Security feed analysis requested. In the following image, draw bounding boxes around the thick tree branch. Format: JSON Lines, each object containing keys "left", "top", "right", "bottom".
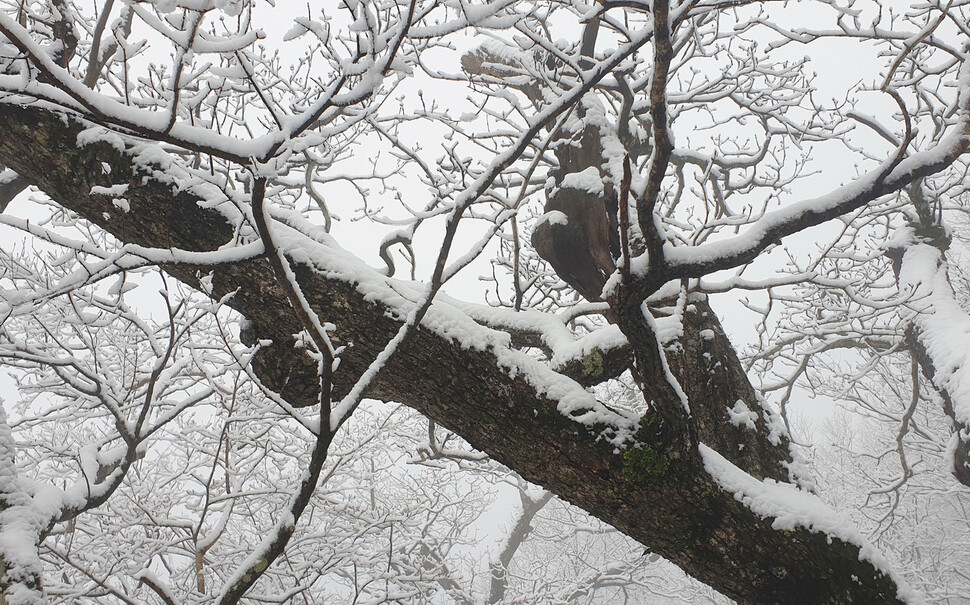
{"left": 0, "top": 169, "right": 27, "bottom": 212}
{"left": 0, "top": 103, "right": 913, "bottom": 605}
{"left": 891, "top": 238, "right": 970, "bottom": 487}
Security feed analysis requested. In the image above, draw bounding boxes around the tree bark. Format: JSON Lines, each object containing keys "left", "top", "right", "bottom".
{"left": 0, "top": 104, "right": 911, "bottom": 604}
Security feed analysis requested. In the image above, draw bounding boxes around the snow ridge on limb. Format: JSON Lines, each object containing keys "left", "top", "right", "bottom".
{"left": 699, "top": 443, "right": 923, "bottom": 605}
{"left": 439, "top": 296, "right": 633, "bottom": 386}
{"left": 269, "top": 208, "right": 638, "bottom": 439}
{"left": 895, "top": 239, "right": 970, "bottom": 485}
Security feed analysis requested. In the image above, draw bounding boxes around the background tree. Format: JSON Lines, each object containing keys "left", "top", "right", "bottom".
{"left": 0, "top": 0, "right": 969, "bottom": 603}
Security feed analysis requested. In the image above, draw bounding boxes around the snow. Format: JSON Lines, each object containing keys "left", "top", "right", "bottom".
{"left": 560, "top": 167, "right": 605, "bottom": 196}
{"left": 90, "top": 184, "right": 128, "bottom": 197}
{"left": 0, "top": 169, "right": 19, "bottom": 185}
{"left": 652, "top": 288, "right": 688, "bottom": 348}
{"left": 0, "top": 403, "right": 45, "bottom": 605}
{"left": 134, "top": 569, "right": 179, "bottom": 603}
{"left": 550, "top": 324, "right": 627, "bottom": 370}
{"left": 535, "top": 210, "right": 568, "bottom": 228}
{"left": 655, "top": 58, "right": 970, "bottom": 279}
{"left": 443, "top": 295, "right": 577, "bottom": 353}
{"left": 699, "top": 444, "right": 922, "bottom": 604}
{"left": 641, "top": 304, "right": 690, "bottom": 414}
{"left": 125, "top": 4, "right": 261, "bottom": 53}
{"left": 726, "top": 400, "right": 758, "bottom": 430}
{"left": 410, "top": 6, "right": 519, "bottom": 40}
{"left": 77, "top": 127, "right": 126, "bottom": 153}
{"left": 574, "top": 97, "right": 630, "bottom": 186}
{"left": 440, "top": 294, "right": 632, "bottom": 380}
{"left": 283, "top": 17, "right": 329, "bottom": 42}
{"left": 762, "top": 400, "right": 789, "bottom": 447}
{"left": 897, "top": 242, "right": 970, "bottom": 456}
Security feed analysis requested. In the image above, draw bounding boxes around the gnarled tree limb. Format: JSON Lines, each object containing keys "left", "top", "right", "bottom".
{"left": 0, "top": 102, "right": 912, "bottom": 605}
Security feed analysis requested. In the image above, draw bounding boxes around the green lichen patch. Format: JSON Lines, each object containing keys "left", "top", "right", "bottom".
{"left": 581, "top": 347, "right": 605, "bottom": 378}
{"left": 622, "top": 444, "right": 670, "bottom": 483}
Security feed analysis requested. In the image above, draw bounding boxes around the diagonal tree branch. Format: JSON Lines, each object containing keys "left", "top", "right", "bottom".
{"left": 0, "top": 102, "right": 913, "bottom": 605}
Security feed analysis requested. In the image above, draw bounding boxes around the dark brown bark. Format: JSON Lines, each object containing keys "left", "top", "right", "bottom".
{"left": 0, "top": 171, "right": 26, "bottom": 212}
{"left": 532, "top": 120, "right": 618, "bottom": 303}
{"left": 0, "top": 104, "right": 910, "bottom": 604}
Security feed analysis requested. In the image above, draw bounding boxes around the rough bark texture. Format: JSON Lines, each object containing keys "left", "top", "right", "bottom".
{"left": 0, "top": 104, "right": 910, "bottom": 604}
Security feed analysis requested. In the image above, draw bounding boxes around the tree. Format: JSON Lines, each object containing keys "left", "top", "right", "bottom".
{"left": 0, "top": 0, "right": 969, "bottom": 603}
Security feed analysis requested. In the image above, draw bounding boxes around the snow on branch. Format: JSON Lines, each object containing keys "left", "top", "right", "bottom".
{"left": 898, "top": 242, "right": 970, "bottom": 484}
{"left": 269, "top": 208, "right": 639, "bottom": 439}
{"left": 0, "top": 404, "right": 44, "bottom": 605}
{"left": 698, "top": 443, "right": 921, "bottom": 604}
{"left": 655, "top": 56, "right": 970, "bottom": 285}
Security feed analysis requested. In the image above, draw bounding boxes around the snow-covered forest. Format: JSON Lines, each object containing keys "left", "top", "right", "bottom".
{"left": 1, "top": 0, "right": 970, "bottom": 603}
